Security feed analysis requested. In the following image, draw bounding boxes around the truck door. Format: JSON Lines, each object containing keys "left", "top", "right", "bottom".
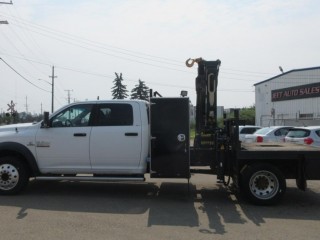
{"left": 35, "top": 104, "right": 93, "bottom": 173}
{"left": 89, "top": 103, "right": 142, "bottom": 173}
{"left": 150, "top": 97, "right": 190, "bottom": 178}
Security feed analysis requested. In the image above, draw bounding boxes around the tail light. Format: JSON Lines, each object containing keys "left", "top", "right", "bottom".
{"left": 304, "top": 138, "right": 314, "bottom": 145}
{"left": 256, "top": 136, "right": 263, "bottom": 142}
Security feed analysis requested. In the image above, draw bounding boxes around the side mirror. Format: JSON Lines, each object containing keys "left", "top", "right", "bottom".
{"left": 42, "top": 111, "right": 50, "bottom": 128}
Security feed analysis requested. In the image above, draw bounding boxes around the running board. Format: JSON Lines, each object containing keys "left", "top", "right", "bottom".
{"left": 35, "top": 176, "right": 145, "bottom": 182}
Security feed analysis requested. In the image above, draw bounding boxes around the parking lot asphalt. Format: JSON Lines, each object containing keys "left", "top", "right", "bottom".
{"left": 0, "top": 173, "right": 319, "bottom": 240}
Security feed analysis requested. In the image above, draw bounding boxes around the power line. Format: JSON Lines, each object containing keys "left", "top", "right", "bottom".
{"left": 0, "top": 15, "right": 276, "bottom": 79}
{"left": 56, "top": 64, "right": 254, "bottom": 92}
{"left": 0, "top": 30, "right": 42, "bottom": 80}
{"left": 15, "top": 25, "right": 194, "bottom": 73}
{"left": 0, "top": 52, "right": 65, "bottom": 98}
{"left": 2, "top": 15, "right": 183, "bottom": 66}
{"left": 0, "top": 51, "right": 52, "bottom": 66}
{"left": 1, "top": 13, "right": 182, "bottom": 64}
{"left": 0, "top": 57, "right": 51, "bottom": 93}
{"left": 1, "top": 52, "right": 316, "bottom": 92}
{"left": 0, "top": 52, "right": 268, "bottom": 86}
{"left": 2, "top": 52, "right": 318, "bottom": 89}
{"left": 11, "top": 4, "right": 55, "bottom": 66}
{"left": 6, "top": 23, "right": 49, "bottom": 77}
{"left": 0, "top": 12, "right": 275, "bottom": 76}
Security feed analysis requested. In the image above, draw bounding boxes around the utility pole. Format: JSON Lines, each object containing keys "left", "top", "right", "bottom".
{"left": 24, "top": 96, "right": 28, "bottom": 113}
{"left": 65, "top": 89, "right": 73, "bottom": 104}
{"left": 49, "top": 66, "right": 57, "bottom": 113}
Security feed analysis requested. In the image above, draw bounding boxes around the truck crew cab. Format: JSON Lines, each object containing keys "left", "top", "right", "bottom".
{"left": 0, "top": 100, "right": 150, "bottom": 193}
{"left": 0, "top": 58, "right": 319, "bottom": 206}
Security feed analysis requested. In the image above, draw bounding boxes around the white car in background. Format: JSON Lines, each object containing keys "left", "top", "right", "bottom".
{"left": 244, "top": 126, "right": 292, "bottom": 143}
{"left": 284, "top": 126, "right": 320, "bottom": 147}
{"left": 239, "top": 125, "right": 261, "bottom": 141}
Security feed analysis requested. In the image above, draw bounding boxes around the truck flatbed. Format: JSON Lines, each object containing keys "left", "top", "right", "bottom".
{"left": 241, "top": 142, "right": 320, "bottom": 152}
{"left": 238, "top": 142, "right": 319, "bottom": 159}
{"left": 236, "top": 142, "right": 320, "bottom": 184}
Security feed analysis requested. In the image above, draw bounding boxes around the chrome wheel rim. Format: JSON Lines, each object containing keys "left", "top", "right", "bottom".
{"left": 249, "top": 170, "right": 279, "bottom": 200}
{"left": 0, "top": 164, "right": 19, "bottom": 190}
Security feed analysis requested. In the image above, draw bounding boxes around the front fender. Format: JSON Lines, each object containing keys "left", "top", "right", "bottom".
{"left": 0, "top": 142, "right": 40, "bottom": 176}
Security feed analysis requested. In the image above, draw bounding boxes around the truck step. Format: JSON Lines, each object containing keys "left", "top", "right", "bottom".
{"left": 190, "top": 168, "right": 214, "bottom": 174}
{"left": 35, "top": 175, "right": 145, "bottom": 182}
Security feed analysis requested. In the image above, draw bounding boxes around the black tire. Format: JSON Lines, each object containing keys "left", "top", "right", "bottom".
{"left": 240, "top": 163, "right": 286, "bottom": 205}
{"left": 0, "top": 156, "right": 29, "bottom": 195}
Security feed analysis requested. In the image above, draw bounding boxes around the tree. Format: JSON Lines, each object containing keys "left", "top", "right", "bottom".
{"left": 111, "top": 72, "right": 128, "bottom": 99}
{"left": 131, "top": 79, "right": 149, "bottom": 100}
{"left": 217, "top": 105, "right": 256, "bottom": 127}
{"left": 239, "top": 105, "right": 256, "bottom": 125}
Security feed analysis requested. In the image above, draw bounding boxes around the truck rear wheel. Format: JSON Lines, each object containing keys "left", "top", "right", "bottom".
{"left": 0, "top": 156, "right": 29, "bottom": 195}
{"left": 240, "top": 164, "right": 286, "bottom": 205}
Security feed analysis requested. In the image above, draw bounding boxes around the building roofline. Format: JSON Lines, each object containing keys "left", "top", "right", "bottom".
{"left": 254, "top": 66, "right": 320, "bottom": 86}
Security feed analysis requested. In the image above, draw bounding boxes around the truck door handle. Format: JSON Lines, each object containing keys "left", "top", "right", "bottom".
{"left": 125, "top": 132, "right": 138, "bottom": 136}
{"left": 74, "top": 133, "right": 87, "bottom": 137}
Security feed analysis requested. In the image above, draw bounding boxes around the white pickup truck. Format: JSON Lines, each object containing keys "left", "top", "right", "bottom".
{"left": 0, "top": 100, "right": 153, "bottom": 194}
{"left": 1, "top": 56, "right": 318, "bottom": 206}
{"left": 1, "top": 61, "right": 320, "bottom": 206}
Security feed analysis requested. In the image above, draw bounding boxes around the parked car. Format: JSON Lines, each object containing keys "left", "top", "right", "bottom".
{"left": 244, "top": 126, "right": 292, "bottom": 143}
{"left": 239, "top": 125, "right": 261, "bottom": 141}
{"left": 284, "top": 126, "right": 320, "bottom": 147}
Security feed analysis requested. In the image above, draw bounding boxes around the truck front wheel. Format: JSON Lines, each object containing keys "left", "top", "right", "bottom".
{"left": 240, "top": 164, "right": 286, "bottom": 205}
{"left": 0, "top": 156, "right": 29, "bottom": 195}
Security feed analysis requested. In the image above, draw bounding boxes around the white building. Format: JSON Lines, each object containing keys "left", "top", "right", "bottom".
{"left": 254, "top": 67, "right": 320, "bottom": 127}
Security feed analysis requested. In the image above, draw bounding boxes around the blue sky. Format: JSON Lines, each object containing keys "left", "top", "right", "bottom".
{"left": 0, "top": 0, "right": 320, "bottom": 114}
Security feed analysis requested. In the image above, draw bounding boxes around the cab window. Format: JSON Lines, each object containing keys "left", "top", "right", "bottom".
{"left": 51, "top": 104, "right": 93, "bottom": 127}
{"left": 94, "top": 104, "right": 133, "bottom": 126}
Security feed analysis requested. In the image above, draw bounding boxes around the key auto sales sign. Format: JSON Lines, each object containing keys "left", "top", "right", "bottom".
{"left": 271, "top": 82, "right": 320, "bottom": 102}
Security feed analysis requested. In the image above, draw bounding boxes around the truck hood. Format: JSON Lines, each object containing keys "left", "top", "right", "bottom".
{"left": 0, "top": 122, "right": 37, "bottom": 133}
